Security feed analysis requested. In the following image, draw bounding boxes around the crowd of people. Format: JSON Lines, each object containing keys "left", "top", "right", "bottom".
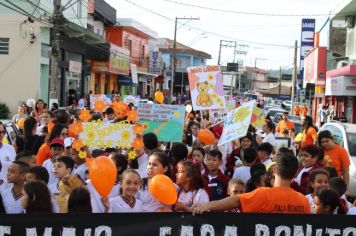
{"left": 0, "top": 95, "right": 355, "bottom": 216}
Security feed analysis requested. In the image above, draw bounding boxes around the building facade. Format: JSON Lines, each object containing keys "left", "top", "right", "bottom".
{"left": 157, "top": 38, "right": 211, "bottom": 98}
{"left": 106, "top": 18, "right": 158, "bottom": 98}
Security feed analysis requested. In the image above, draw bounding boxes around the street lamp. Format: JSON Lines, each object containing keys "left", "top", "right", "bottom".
{"left": 253, "top": 58, "right": 267, "bottom": 91}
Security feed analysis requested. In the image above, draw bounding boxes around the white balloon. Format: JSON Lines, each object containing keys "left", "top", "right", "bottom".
{"left": 185, "top": 104, "right": 192, "bottom": 113}
{"left": 26, "top": 98, "right": 36, "bottom": 107}
{"left": 147, "top": 101, "right": 154, "bottom": 104}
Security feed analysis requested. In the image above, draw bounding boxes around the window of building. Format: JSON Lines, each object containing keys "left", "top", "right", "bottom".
{"left": 0, "top": 38, "right": 9, "bottom": 55}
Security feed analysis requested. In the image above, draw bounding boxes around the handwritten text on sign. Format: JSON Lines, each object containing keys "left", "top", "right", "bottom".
{"left": 79, "top": 121, "right": 134, "bottom": 149}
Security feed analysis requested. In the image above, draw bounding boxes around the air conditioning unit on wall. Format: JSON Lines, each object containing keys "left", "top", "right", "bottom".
{"left": 345, "top": 16, "right": 355, "bottom": 28}
{"left": 337, "top": 60, "right": 349, "bottom": 68}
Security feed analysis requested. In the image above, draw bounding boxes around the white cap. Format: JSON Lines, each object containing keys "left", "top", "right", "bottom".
{"left": 64, "top": 137, "right": 75, "bottom": 148}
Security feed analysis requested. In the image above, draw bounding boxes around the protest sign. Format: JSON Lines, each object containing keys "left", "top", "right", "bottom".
{"left": 218, "top": 100, "right": 255, "bottom": 146}
{"left": 251, "top": 106, "right": 265, "bottom": 129}
{"left": 137, "top": 103, "right": 185, "bottom": 142}
{"left": 79, "top": 121, "right": 135, "bottom": 149}
{"left": 209, "top": 109, "right": 226, "bottom": 126}
{"left": 226, "top": 97, "right": 236, "bottom": 111}
{"left": 187, "top": 66, "right": 226, "bottom": 111}
{"left": 90, "top": 94, "right": 112, "bottom": 108}
{"left": 0, "top": 213, "right": 355, "bottom": 236}
{"left": 123, "top": 95, "right": 140, "bottom": 106}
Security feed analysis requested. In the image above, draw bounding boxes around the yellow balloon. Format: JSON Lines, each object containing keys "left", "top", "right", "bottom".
{"left": 154, "top": 91, "right": 164, "bottom": 104}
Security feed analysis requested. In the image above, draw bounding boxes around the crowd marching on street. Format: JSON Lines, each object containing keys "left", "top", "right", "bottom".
{"left": 0, "top": 93, "right": 355, "bottom": 216}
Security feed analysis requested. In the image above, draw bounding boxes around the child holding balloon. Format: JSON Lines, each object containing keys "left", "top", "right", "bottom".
{"left": 102, "top": 169, "right": 143, "bottom": 212}
{"left": 87, "top": 153, "right": 128, "bottom": 213}
{"left": 136, "top": 150, "right": 175, "bottom": 212}
{"left": 174, "top": 160, "right": 209, "bottom": 212}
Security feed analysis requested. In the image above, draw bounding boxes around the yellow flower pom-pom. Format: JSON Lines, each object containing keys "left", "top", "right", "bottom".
{"left": 78, "top": 151, "right": 87, "bottom": 159}
{"left": 128, "top": 150, "right": 137, "bottom": 160}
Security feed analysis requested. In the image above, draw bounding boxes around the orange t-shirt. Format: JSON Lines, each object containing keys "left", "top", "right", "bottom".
{"left": 36, "top": 143, "right": 51, "bottom": 165}
{"left": 294, "top": 107, "right": 300, "bottom": 116}
{"left": 276, "top": 120, "right": 295, "bottom": 135}
{"left": 239, "top": 187, "right": 310, "bottom": 214}
{"left": 301, "top": 107, "right": 308, "bottom": 116}
{"left": 323, "top": 144, "right": 350, "bottom": 176}
{"left": 301, "top": 127, "right": 317, "bottom": 148}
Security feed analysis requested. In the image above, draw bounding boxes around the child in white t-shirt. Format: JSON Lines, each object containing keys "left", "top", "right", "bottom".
{"left": 103, "top": 169, "right": 143, "bottom": 212}
{"left": 1, "top": 161, "right": 29, "bottom": 213}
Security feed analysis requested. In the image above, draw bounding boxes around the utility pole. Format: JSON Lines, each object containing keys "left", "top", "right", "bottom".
{"left": 50, "top": 0, "right": 62, "bottom": 100}
{"left": 291, "top": 40, "right": 298, "bottom": 112}
{"left": 170, "top": 17, "right": 199, "bottom": 103}
{"left": 279, "top": 66, "right": 282, "bottom": 97}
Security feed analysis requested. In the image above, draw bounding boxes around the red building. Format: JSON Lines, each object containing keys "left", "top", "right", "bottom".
{"left": 106, "top": 18, "right": 158, "bottom": 97}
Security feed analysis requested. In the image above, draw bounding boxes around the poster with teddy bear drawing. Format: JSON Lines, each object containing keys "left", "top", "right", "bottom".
{"left": 187, "top": 66, "right": 226, "bottom": 111}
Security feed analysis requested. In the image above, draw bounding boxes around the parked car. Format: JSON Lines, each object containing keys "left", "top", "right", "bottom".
{"left": 266, "top": 108, "right": 286, "bottom": 121}
{"left": 319, "top": 121, "right": 356, "bottom": 197}
{"left": 0, "top": 120, "right": 21, "bottom": 145}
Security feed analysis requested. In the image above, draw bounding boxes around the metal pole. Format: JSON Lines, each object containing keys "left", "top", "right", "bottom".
{"left": 291, "top": 40, "right": 298, "bottom": 112}
{"left": 50, "top": 0, "right": 61, "bottom": 100}
{"left": 253, "top": 58, "right": 257, "bottom": 91}
{"left": 279, "top": 66, "right": 282, "bottom": 97}
{"left": 230, "top": 73, "right": 234, "bottom": 97}
{"left": 170, "top": 17, "right": 199, "bottom": 103}
{"left": 239, "top": 73, "right": 242, "bottom": 95}
{"left": 180, "top": 72, "right": 184, "bottom": 96}
{"left": 217, "top": 40, "right": 222, "bottom": 65}
{"left": 170, "top": 17, "right": 178, "bottom": 103}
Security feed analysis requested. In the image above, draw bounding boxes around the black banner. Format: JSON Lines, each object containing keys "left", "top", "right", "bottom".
{"left": 0, "top": 213, "right": 355, "bottom": 235}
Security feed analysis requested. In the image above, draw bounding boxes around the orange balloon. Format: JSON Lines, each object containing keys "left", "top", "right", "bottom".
{"left": 88, "top": 156, "right": 117, "bottom": 198}
{"left": 148, "top": 174, "right": 177, "bottom": 205}
{"left": 154, "top": 91, "right": 164, "bottom": 104}
{"left": 17, "top": 118, "right": 25, "bottom": 129}
{"left": 197, "top": 129, "right": 216, "bottom": 145}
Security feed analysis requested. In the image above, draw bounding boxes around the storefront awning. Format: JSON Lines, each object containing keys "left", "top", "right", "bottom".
{"left": 137, "top": 71, "right": 158, "bottom": 77}
{"left": 118, "top": 75, "right": 137, "bottom": 86}
{"left": 154, "top": 75, "right": 164, "bottom": 83}
{"left": 60, "top": 20, "right": 110, "bottom": 60}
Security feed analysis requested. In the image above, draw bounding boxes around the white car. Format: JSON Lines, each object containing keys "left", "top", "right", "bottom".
{"left": 266, "top": 108, "right": 286, "bottom": 121}
{"left": 319, "top": 121, "right": 356, "bottom": 197}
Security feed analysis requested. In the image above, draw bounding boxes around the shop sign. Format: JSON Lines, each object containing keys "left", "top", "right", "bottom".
{"left": 109, "top": 53, "right": 130, "bottom": 75}
{"left": 298, "top": 19, "right": 315, "bottom": 87}
{"left": 69, "top": 60, "right": 82, "bottom": 74}
{"left": 303, "top": 47, "right": 326, "bottom": 88}
{"left": 325, "top": 75, "right": 356, "bottom": 96}
{"left": 130, "top": 63, "right": 138, "bottom": 84}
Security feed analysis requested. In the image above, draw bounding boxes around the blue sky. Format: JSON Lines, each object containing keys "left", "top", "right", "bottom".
{"left": 107, "top": 0, "right": 345, "bottom": 70}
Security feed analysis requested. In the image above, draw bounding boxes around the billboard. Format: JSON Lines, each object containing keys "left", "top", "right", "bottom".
{"left": 303, "top": 47, "right": 327, "bottom": 88}
{"left": 299, "top": 19, "right": 315, "bottom": 89}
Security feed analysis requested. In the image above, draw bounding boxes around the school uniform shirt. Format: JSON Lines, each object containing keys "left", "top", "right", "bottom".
{"left": 48, "top": 182, "right": 60, "bottom": 213}
{"left": 177, "top": 188, "right": 209, "bottom": 209}
{"left": 263, "top": 133, "right": 276, "bottom": 147}
{"left": 108, "top": 195, "right": 143, "bottom": 213}
{"left": 73, "top": 163, "right": 87, "bottom": 181}
{"left": 232, "top": 166, "right": 251, "bottom": 184}
{"left": 202, "top": 170, "right": 229, "bottom": 201}
{"left": 262, "top": 158, "right": 273, "bottom": 166}
{"left": 0, "top": 187, "right": 23, "bottom": 214}
{"left": 42, "top": 159, "right": 57, "bottom": 185}
{"left": 348, "top": 207, "right": 356, "bottom": 215}
{"left": 136, "top": 187, "right": 170, "bottom": 212}
{"left": 136, "top": 179, "right": 177, "bottom": 212}
{"left": 86, "top": 179, "right": 120, "bottom": 213}
{"left": 0, "top": 144, "right": 16, "bottom": 192}
{"left": 136, "top": 153, "right": 148, "bottom": 179}
{"left": 305, "top": 193, "right": 314, "bottom": 213}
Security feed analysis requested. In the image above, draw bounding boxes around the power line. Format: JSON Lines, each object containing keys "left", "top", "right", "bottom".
{"left": 162, "top": 0, "right": 337, "bottom": 17}
{"left": 124, "top": 0, "right": 295, "bottom": 48}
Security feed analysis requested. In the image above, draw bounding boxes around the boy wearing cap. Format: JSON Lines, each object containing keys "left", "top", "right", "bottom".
{"left": 42, "top": 138, "right": 64, "bottom": 185}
